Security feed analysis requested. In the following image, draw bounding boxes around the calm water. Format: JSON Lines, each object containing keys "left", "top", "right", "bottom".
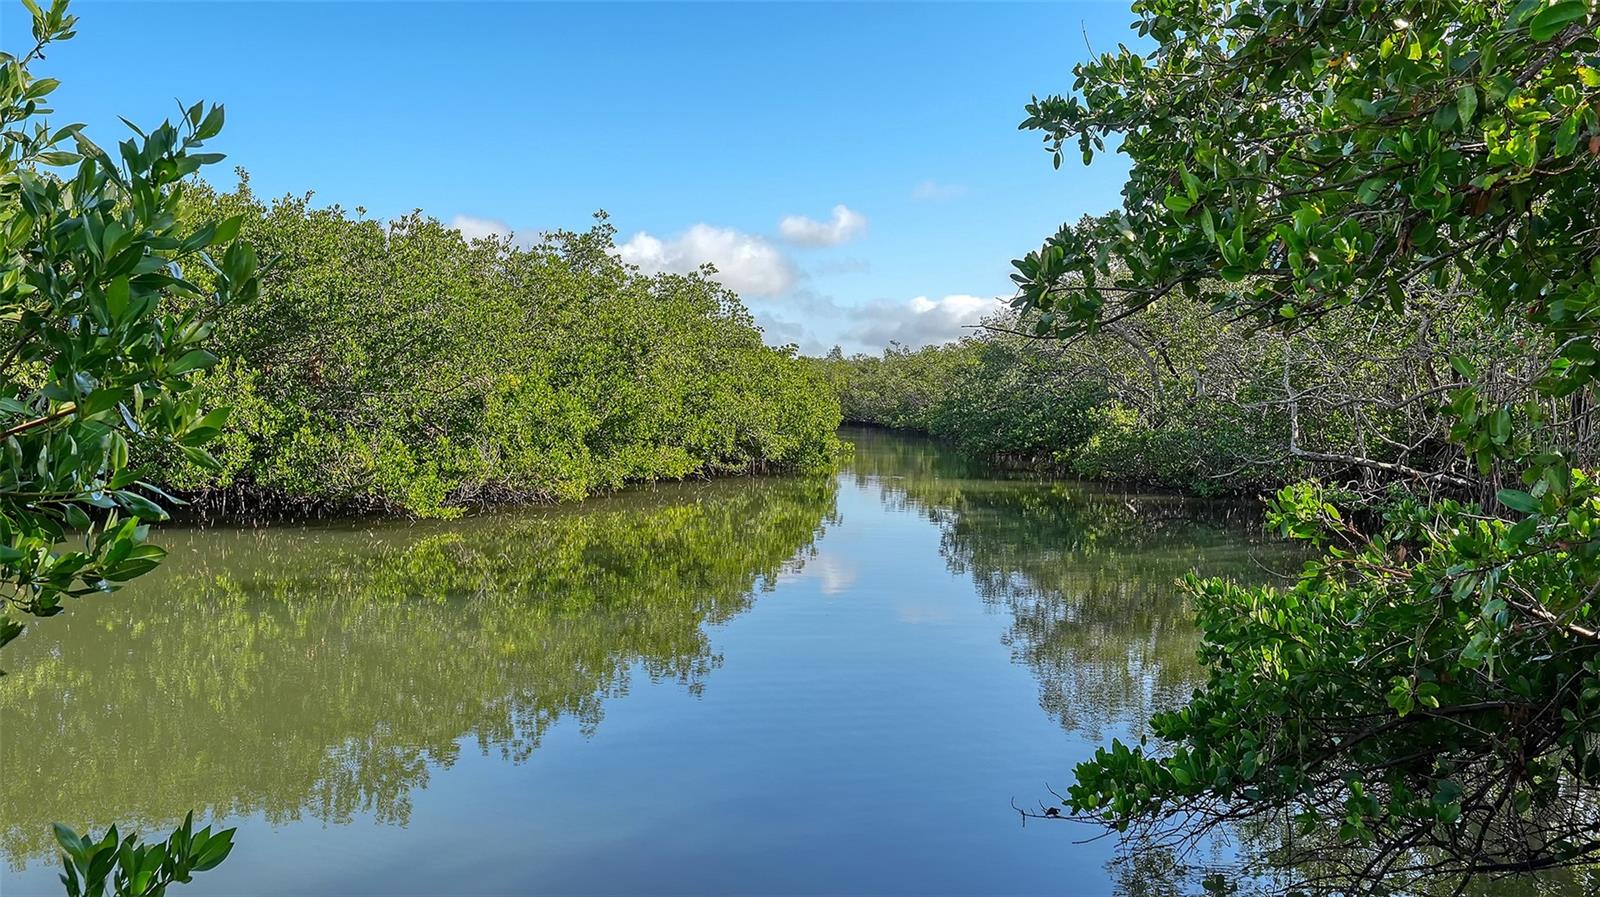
{"left": 2, "top": 429, "right": 1301, "bottom": 895}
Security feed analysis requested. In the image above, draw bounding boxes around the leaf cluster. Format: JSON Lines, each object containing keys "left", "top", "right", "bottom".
{"left": 53, "top": 813, "right": 233, "bottom": 897}
{"left": 0, "top": 0, "right": 257, "bottom": 653}
{"left": 1008, "top": 0, "right": 1600, "bottom": 890}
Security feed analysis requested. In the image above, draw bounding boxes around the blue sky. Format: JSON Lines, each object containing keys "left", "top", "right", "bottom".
{"left": 4, "top": 1, "right": 1139, "bottom": 353}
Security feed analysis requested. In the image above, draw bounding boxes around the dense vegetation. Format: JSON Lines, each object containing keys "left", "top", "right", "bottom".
{"left": 986, "top": 0, "right": 1600, "bottom": 893}
{"left": 9, "top": 0, "right": 1599, "bottom": 892}
{"left": 0, "top": 1, "right": 256, "bottom": 656}
{"left": 163, "top": 182, "right": 839, "bottom": 518}
{"left": 823, "top": 287, "right": 1552, "bottom": 498}
{"left": 3, "top": 0, "right": 245, "bottom": 891}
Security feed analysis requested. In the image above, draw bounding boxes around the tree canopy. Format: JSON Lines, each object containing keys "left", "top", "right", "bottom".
{"left": 1009, "top": 0, "right": 1600, "bottom": 892}
{"left": 0, "top": 0, "right": 256, "bottom": 654}
{"left": 3, "top": 0, "right": 248, "bottom": 891}
{"left": 156, "top": 183, "right": 841, "bottom": 519}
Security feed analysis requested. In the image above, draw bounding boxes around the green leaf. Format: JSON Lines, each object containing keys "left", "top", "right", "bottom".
{"left": 1387, "top": 680, "right": 1414, "bottom": 717}
{"left": 1456, "top": 84, "right": 1478, "bottom": 126}
{"left": 179, "top": 445, "right": 223, "bottom": 471}
{"left": 52, "top": 823, "right": 86, "bottom": 861}
{"left": 192, "top": 406, "right": 231, "bottom": 431}
{"left": 1496, "top": 489, "right": 1539, "bottom": 513}
{"left": 1488, "top": 407, "right": 1511, "bottom": 444}
{"left": 167, "top": 349, "right": 218, "bottom": 375}
{"left": 114, "top": 490, "right": 169, "bottom": 522}
{"left": 1448, "top": 355, "right": 1477, "bottom": 379}
{"left": 1554, "top": 115, "right": 1580, "bottom": 155}
{"left": 195, "top": 104, "right": 226, "bottom": 140}
{"left": 211, "top": 215, "right": 243, "bottom": 246}
{"left": 35, "top": 151, "right": 81, "bottom": 166}
{"left": 106, "top": 276, "right": 130, "bottom": 321}
{"left": 1503, "top": 516, "right": 1538, "bottom": 548}
{"left": 190, "top": 829, "right": 235, "bottom": 871}
{"left": 1431, "top": 102, "right": 1459, "bottom": 132}
{"left": 1528, "top": 1, "right": 1588, "bottom": 41}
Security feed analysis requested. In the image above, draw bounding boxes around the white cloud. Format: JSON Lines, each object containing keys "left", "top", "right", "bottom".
{"left": 911, "top": 180, "right": 966, "bottom": 201}
{"left": 790, "top": 552, "right": 857, "bottom": 596}
{"left": 778, "top": 204, "right": 868, "bottom": 247}
{"left": 850, "top": 294, "right": 1004, "bottom": 349}
{"left": 450, "top": 214, "right": 513, "bottom": 241}
{"left": 449, "top": 214, "right": 543, "bottom": 249}
{"left": 618, "top": 224, "right": 796, "bottom": 297}
{"left": 745, "top": 290, "right": 1006, "bottom": 354}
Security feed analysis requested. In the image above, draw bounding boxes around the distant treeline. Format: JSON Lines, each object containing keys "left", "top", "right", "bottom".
{"left": 155, "top": 177, "right": 841, "bottom": 517}
{"left": 814, "top": 288, "right": 1576, "bottom": 499}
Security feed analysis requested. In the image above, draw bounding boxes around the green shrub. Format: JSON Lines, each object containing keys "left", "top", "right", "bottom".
{"left": 159, "top": 186, "right": 840, "bottom": 517}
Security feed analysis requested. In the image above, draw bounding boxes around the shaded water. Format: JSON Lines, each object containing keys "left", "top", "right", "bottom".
{"left": 0, "top": 429, "right": 1324, "bottom": 894}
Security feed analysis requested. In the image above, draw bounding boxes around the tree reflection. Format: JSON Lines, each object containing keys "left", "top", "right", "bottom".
{"left": 845, "top": 429, "right": 1598, "bottom": 897}
{"left": 848, "top": 426, "right": 1296, "bottom": 742}
{"left": 0, "top": 476, "right": 838, "bottom": 864}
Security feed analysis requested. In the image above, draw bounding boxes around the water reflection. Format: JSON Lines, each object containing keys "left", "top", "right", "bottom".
{"left": 12, "top": 429, "right": 1571, "bottom": 895}
{"left": 847, "top": 430, "right": 1595, "bottom": 897}
{"left": 0, "top": 476, "right": 838, "bottom": 863}
{"left": 850, "top": 427, "right": 1297, "bottom": 741}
